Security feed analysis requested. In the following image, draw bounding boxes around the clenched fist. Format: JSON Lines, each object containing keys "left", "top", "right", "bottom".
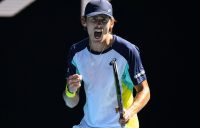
{"left": 67, "top": 74, "right": 83, "bottom": 93}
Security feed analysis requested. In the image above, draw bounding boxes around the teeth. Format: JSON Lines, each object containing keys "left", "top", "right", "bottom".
{"left": 95, "top": 29, "right": 102, "bottom": 32}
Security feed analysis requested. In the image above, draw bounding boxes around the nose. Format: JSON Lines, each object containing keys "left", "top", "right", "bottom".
{"left": 96, "top": 19, "right": 103, "bottom": 25}
{"left": 95, "top": 20, "right": 103, "bottom": 28}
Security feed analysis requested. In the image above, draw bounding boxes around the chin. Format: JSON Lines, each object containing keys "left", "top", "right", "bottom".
{"left": 93, "top": 38, "right": 103, "bottom": 43}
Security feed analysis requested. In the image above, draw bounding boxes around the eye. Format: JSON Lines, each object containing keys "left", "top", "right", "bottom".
{"left": 90, "top": 18, "right": 96, "bottom": 23}
{"left": 102, "top": 19, "right": 108, "bottom": 23}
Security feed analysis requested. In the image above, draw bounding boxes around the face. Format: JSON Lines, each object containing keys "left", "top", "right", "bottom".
{"left": 85, "top": 14, "right": 114, "bottom": 44}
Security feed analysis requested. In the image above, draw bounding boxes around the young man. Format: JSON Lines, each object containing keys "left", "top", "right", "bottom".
{"left": 63, "top": 0, "right": 150, "bottom": 127}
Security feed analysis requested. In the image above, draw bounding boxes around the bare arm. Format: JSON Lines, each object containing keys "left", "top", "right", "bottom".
{"left": 63, "top": 74, "right": 82, "bottom": 108}
{"left": 120, "top": 80, "right": 150, "bottom": 124}
{"left": 63, "top": 90, "right": 80, "bottom": 108}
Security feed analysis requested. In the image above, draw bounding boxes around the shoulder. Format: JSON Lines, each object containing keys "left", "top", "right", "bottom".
{"left": 70, "top": 37, "right": 89, "bottom": 53}
{"left": 113, "top": 35, "right": 140, "bottom": 54}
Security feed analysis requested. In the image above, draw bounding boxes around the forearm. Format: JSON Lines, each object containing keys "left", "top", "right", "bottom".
{"left": 63, "top": 74, "right": 82, "bottom": 108}
{"left": 127, "top": 81, "right": 150, "bottom": 117}
{"left": 63, "top": 91, "right": 79, "bottom": 108}
{"left": 129, "top": 89, "right": 150, "bottom": 116}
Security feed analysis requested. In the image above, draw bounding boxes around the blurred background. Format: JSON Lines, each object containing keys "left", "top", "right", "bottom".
{"left": 2, "top": 0, "right": 194, "bottom": 128}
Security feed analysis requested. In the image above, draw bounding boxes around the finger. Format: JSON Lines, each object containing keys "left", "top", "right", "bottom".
{"left": 119, "top": 118, "right": 129, "bottom": 125}
{"left": 68, "top": 79, "right": 81, "bottom": 88}
{"left": 70, "top": 82, "right": 81, "bottom": 88}
{"left": 68, "top": 83, "right": 81, "bottom": 92}
{"left": 69, "top": 74, "right": 82, "bottom": 80}
{"left": 68, "top": 78, "right": 82, "bottom": 87}
{"left": 68, "top": 79, "right": 80, "bottom": 84}
{"left": 67, "top": 74, "right": 81, "bottom": 81}
{"left": 67, "top": 74, "right": 82, "bottom": 92}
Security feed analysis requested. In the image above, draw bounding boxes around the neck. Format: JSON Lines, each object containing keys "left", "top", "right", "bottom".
{"left": 89, "top": 34, "right": 113, "bottom": 52}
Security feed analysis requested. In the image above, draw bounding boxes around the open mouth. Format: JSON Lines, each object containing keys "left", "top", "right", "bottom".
{"left": 94, "top": 31, "right": 102, "bottom": 39}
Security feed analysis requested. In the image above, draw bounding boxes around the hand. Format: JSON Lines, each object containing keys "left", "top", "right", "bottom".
{"left": 119, "top": 109, "right": 131, "bottom": 125}
{"left": 67, "top": 74, "right": 82, "bottom": 93}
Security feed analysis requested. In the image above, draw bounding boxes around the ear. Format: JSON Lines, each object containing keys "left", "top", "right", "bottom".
{"left": 110, "top": 18, "right": 115, "bottom": 28}
{"left": 109, "top": 19, "right": 115, "bottom": 32}
{"left": 81, "top": 16, "right": 87, "bottom": 27}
